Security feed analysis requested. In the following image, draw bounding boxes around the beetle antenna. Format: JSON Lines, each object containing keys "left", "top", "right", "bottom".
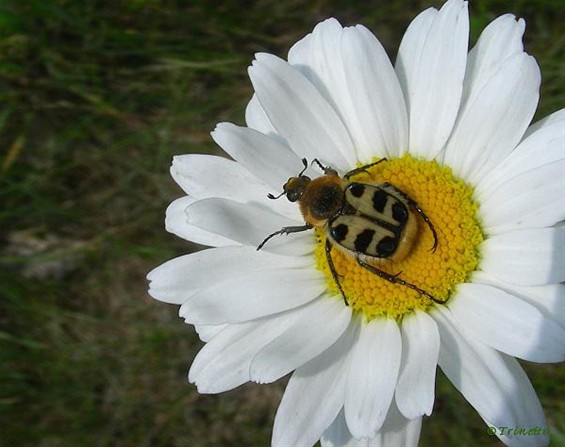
{"left": 298, "top": 158, "right": 308, "bottom": 177}
{"left": 267, "top": 191, "right": 286, "bottom": 200}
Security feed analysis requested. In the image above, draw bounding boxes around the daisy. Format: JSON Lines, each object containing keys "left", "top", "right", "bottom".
{"left": 147, "top": 1, "right": 565, "bottom": 446}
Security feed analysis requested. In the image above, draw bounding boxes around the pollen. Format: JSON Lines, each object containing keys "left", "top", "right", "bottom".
{"left": 314, "top": 154, "right": 483, "bottom": 321}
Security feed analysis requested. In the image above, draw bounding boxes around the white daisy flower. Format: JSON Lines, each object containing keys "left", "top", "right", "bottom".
{"left": 148, "top": 1, "right": 565, "bottom": 446}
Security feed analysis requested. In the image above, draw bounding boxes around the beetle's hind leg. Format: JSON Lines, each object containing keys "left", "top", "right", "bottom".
{"left": 257, "top": 223, "right": 313, "bottom": 251}
{"left": 325, "top": 239, "right": 349, "bottom": 306}
{"left": 356, "top": 256, "right": 446, "bottom": 304}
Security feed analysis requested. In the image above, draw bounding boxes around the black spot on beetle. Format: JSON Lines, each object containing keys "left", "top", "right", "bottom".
{"left": 392, "top": 202, "right": 408, "bottom": 224}
{"left": 377, "top": 236, "right": 397, "bottom": 257}
{"left": 349, "top": 183, "right": 365, "bottom": 198}
{"left": 372, "top": 189, "right": 388, "bottom": 213}
{"left": 331, "top": 223, "right": 349, "bottom": 242}
{"left": 354, "top": 229, "right": 375, "bottom": 253}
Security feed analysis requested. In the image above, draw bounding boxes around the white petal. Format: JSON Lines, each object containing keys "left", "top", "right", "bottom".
{"left": 344, "top": 318, "right": 401, "bottom": 438}
{"left": 248, "top": 53, "right": 355, "bottom": 171}
{"left": 442, "top": 13, "right": 539, "bottom": 182}
{"left": 179, "top": 267, "right": 325, "bottom": 325}
{"left": 289, "top": 18, "right": 408, "bottom": 161}
{"left": 449, "top": 283, "right": 565, "bottom": 362}
{"left": 480, "top": 160, "right": 565, "bottom": 233}
{"left": 185, "top": 197, "right": 313, "bottom": 256}
{"left": 211, "top": 122, "right": 304, "bottom": 191}
{"left": 395, "top": 0, "right": 469, "bottom": 159}
{"left": 250, "top": 296, "right": 352, "bottom": 383}
{"left": 286, "top": 24, "right": 312, "bottom": 65}
{"left": 321, "top": 404, "right": 422, "bottom": 447}
{"left": 476, "top": 109, "right": 565, "bottom": 195}
{"left": 395, "top": 310, "right": 440, "bottom": 418}
{"left": 287, "top": 19, "right": 347, "bottom": 132}
{"left": 165, "top": 196, "right": 234, "bottom": 247}
{"left": 147, "top": 246, "right": 312, "bottom": 304}
{"left": 340, "top": 25, "right": 408, "bottom": 159}
{"left": 523, "top": 107, "right": 564, "bottom": 139}
{"left": 170, "top": 154, "right": 266, "bottom": 201}
{"left": 480, "top": 227, "right": 565, "bottom": 285}
{"left": 473, "top": 271, "right": 565, "bottom": 328}
{"left": 320, "top": 409, "right": 352, "bottom": 447}
{"left": 194, "top": 324, "right": 227, "bottom": 342}
{"left": 434, "top": 307, "right": 549, "bottom": 447}
{"left": 245, "top": 94, "right": 277, "bottom": 135}
{"left": 189, "top": 308, "right": 306, "bottom": 393}
{"left": 463, "top": 14, "right": 525, "bottom": 106}
{"left": 272, "top": 321, "right": 359, "bottom": 447}
{"left": 443, "top": 53, "right": 541, "bottom": 184}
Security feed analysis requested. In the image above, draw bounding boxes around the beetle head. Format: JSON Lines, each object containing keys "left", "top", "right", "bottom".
{"left": 282, "top": 175, "right": 311, "bottom": 202}
{"left": 267, "top": 158, "right": 310, "bottom": 202}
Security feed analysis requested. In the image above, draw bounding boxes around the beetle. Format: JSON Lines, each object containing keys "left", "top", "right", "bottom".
{"left": 257, "top": 158, "right": 443, "bottom": 305}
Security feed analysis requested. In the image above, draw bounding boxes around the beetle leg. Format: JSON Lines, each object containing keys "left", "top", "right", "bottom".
{"left": 356, "top": 257, "right": 446, "bottom": 304}
{"left": 312, "top": 158, "right": 339, "bottom": 177}
{"left": 344, "top": 158, "right": 387, "bottom": 180}
{"left": 257, "top": 223, "right": 313, "bottom": 251}
{"left": 382, "top": 182, "right": 438, "bottom": 253}
{"left": 325, "top": 239, "right": 349, "bottom": 306}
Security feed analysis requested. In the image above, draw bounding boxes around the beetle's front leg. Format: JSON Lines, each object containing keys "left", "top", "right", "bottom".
{"left": 257, "top": 223, "right": 313, "bottom": 250}
{"left": 344, "top": 158, "right": 387, "bottom": 180}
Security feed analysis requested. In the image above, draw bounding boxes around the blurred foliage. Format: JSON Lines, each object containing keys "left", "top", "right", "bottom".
{"left": 0, "top": 0, "right": 563, "bottom": 446}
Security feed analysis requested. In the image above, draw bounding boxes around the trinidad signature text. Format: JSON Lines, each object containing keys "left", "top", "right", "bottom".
{"left": 486, "top": 426, "right": 549, "bottom": 436}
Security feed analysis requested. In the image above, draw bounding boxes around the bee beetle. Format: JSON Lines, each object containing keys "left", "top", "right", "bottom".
{"left": 257, "top": 158, "right": 443, "bottom": 305}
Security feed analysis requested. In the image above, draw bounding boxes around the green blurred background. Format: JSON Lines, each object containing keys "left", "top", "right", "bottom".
{"left": 1, "top": 0, "right": 563, "bottom": 446}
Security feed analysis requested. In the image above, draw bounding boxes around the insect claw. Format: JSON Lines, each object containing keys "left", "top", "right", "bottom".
{"left": 425, "top": 292, "right": 447, "bottom": 305}
{"left": 429, "top": 233, "right": 439, "bottom": 253}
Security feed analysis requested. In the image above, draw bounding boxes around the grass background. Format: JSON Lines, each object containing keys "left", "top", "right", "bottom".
{"left": 0, "top": 0, "right": 563, "bottom": 446}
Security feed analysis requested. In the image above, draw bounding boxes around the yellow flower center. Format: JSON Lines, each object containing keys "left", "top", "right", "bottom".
{"left": 314, "top": 154, "right": 483, "bottom": 321}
